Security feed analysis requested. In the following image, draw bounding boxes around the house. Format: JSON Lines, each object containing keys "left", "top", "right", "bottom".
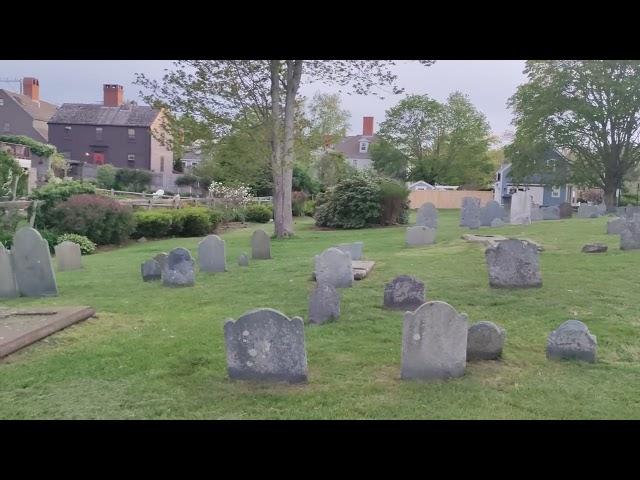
{"left": 181, "top": 143, "right": 204, "bottom": 172}
{"left": 0, "top": 141, "right": 38, "bottom": 193}
{"left": 407, "top": 180, "right": 435, "bottom": 191}
{"left": 333, "top": 116, "right": 376, "bottom": 170}
{"left": 0, "top": 78, "right": 57, "bottom": 143}
{"left": 48, "top": 84, "right": 173, "bottom": 187}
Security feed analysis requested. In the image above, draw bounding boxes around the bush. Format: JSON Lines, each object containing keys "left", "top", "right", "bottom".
{"left": 133, "top": 210, "right": 173, "bottom": 238}
{"left": 292, "top": 191, "right": 308, "bottom": 217}
{"left": 40, "top": 230, "right": 59, "bottom": 253}
{"left": 245, "top": 204, "right": 272, "bottom": 223}
{"left": 57, "top": 233, "right": 97, "bottom": 255}
{"left": 114, "top": 169, "right": 152, "bottom": 192}
{"left": 0, "top": 228, "right": 13, "bottom": 248}
{"left": 303, "top": 199, "right": 316, "bottom": 217}
{"left": 96, "top": 164, "right": 118, "bottom": 189}
{"left": 378, "top": 178, "right": 410, "bottom": 225}
{"left": 51, "top": 194, "right": 136, "bottom": 245}
{"left": 174, "top": 208, "right": 212, "bottom": 236}
{"left": 175, "top": 174, "right": 200, "bottom": 187}
{"left": 208, "top": 209, "right": 224, "bottom": 230}
{"left": 29, "top": 180, "right": 96, "bottom": 229}
{"left": 134, "top": 207, "right": 218, "bottom": 238}
{"left": 0, "top": 150, "right": 28, "bottom": 199}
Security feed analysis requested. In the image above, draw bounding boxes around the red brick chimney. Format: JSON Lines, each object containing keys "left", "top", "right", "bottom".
{"left": 103, "top": 84, "right": 124, "bottom": 107}
{"left": 363, "top": 116, "right": 374, "bottom": 136}
{"left": 23, "top": 78, "right": 40, "bottom": 101}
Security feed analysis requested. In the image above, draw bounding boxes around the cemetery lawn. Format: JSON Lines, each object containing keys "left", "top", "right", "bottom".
{"left": 1, "top": 211, "right": 639, "bottom": 419}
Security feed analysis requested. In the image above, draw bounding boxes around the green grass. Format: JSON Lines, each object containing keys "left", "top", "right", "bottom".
{"left": 1, "top": 211, "right": 639, "bottom": 419}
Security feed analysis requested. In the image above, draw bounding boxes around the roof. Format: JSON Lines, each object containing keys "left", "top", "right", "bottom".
{"left": 0, "top": 89, "right": 57, "bottom": 122}
{"left": 49, "top": 103, "right": 160, "bottom": 127}
{"left": 408, "top": 181, "right": 434, "bottom": 189}
{"left": 334, "top": 135, "right": 375, "bottom": 159}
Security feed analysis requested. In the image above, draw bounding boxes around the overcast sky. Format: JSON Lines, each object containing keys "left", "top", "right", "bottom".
{"left": 0, "top": 60, "right": 527, "bottom": 142}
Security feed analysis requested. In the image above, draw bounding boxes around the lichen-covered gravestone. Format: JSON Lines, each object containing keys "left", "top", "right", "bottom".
{"left": 467, "top": 321, "right": 505, "bottom": 361}
{"left": 485, "top": 239, "right": 542, "bottom": 288}
{"left": 558, "top": 202, "right": 573, "bottom": 219}
{"left": 416, "top": 202, "right": 438, "bottom": 229}
{"left": 308, "top": 283, "right": 340, "bottom": 324}
{"left": 161, "top": 247, "right": 195, "bottom": 287}
{"left": 141, "top": 259, "right": 162, "bottom": 281}
{"left": 607, "top": 217, "right": 625, "bottom": 235}
{"left": 406, "top": 226, "right": 436, "bottom": 246}
{"left": 401, "top": 301, "right": 468, "bottom": 380}
{"left": 541, "top": 205, "right": 560, "bottom": 220}
{"left": 460, "top": 197, "right": 481, "bottom": 229}
{"left": 12, "top": 227, "right": 58, "bottom": 297}
{"left": 510, "top": 191, "right": 532, "bottom": 225}
{"left": 55, "top": 241, "right": 82, "bottom": 272}
{"left": 546, "top": 320, "right": 597, "bottom": 363}
{"left": 490, "top": 218, "right": 505, "bottom": 228}
{"left": 480, "top": 200, "right": 504, "bottom": 227}
{"left": 620, "top": 215, "right": 640, "bottom": 250}
{"left": 198, "top": 235, "right": 226, "bottom": 272}
{"left": 251, "top": 229, "right": 271, "bottom": 260}
{"left": 334, "top": 241, "right": 363, "bottom": 261}
{"left": 383, "top": 275, "right": 425, "bottom": 311}
{"left": 238, "top": 253, "right": 249, "bottom": 267}
{"left": 577, "top": 204, "right": 601, "bottom": 218}
{"left": 0, "top": 243, "right": 18, "bottom": 298}
{"left": 224, "top": 308, "right": 308, "bottom": 383}
{"left": 315, "top": 247, "right": 352, "bottom": 288}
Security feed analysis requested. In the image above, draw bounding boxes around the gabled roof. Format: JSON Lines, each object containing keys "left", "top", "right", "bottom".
{"left": 0, "top": 89, "right": 57, "bottom": 122}
{"left": 49, "top": 103, "right": 160, "bottom": 127}
{"left": 334, "top": 134, "right": 375, "bottom": 159}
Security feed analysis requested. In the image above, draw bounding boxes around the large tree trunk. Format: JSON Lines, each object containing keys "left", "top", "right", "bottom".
{"left": 603, "top": 187, "right": 617, "bottom": 211}
{"left": 269, "top": 60, "right": 286, "bottom": 237}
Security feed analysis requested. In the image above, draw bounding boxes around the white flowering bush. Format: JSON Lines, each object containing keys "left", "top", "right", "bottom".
{"left": 208, "top": 181, "right": 252, "bottom": 208}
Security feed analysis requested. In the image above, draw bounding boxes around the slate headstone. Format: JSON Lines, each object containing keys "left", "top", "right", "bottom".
{"left": 238, "top": 253, "right": 249, "bottom": 267}
{"left": 416, "top": 202, "right": 438, "bottom": 229}
{"left": 490, "top": 218, "right": 505, "bottom": 228}
{"left": 558, "top": 202, "right": 573, "bottom": 219}
{"left": 11, "top": 227, "right": 58, "bottom": 297}
{"left": 485, "top": 239, "right": 542, "bottom": 288}
{"left": 406, "top": 226, "right": 436, "bottom": 246}
{"left": 460, "top": 197, "right": 481, "bottom": 229}
{"left": 480, "top": 201, "right": 504, "bottom": 227}
{"left": 308, "top": 282, "right": 340, "bottom": 325}
{"left": 0, "top": 243, "right": 18, "bottom": 298}
{"left": 607, "top": 217, "right": 625, "bottom": 235}
{"left": 154, "top": 253, "right": 168, "bottom": 269}
{"left": 582, "top": 243, "right": 608, "bottom": 253}
{"left": 530, "top": 206, "right": 544, "bottom": 222}
{"left": 141, "top": 259, "right": 162, "bottom": 281}
{"left": 577, "top": 204, "right": 601, "bottom": 218}
{"left": 467, "top": 321, "right": 505, "bottom": 361}
{"left": 161, "top": 247, "right": 195, "bottom": 287}
{"left": 510, "top": 191, "right": 532, "bottom": 225}
{"left": 620, "top": 214, "right": 640, "bottom": 250}
{"left": 383, "top": 275, "right": 425, "bottom": 311}
{"left": 198, "top": 234, "right": 226, "bottom": 273}
{"left": 334, "top": 242, "right": 363, "bottom": 261}
{"left": 546, "top": 320, "right": 597, "bottom": 363}
{"left": 541, "top": 205, "right": 560, "bottom": 220}
{"left": 251, "top": 229, "right": 271, "bottom": 260}
{"left": 315, "top": 247, "right": 352, "bottom": 288}
{"left": 55, "top": 241, "right": 82, "bottom": 272}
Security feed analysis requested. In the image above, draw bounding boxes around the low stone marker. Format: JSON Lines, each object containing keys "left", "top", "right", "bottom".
{"left": 546, "top": 320, "right": 597, "bottom": 363}
{"left": 607, "top": 217, "right": 625, "bottom": 235}
{"left": 485, "top": 239, "right": 542, "bottom": 288}
{"left": 315, "top": 247, "right": 353, "bottom": 288}
{"left": 141, "top": 259, "right": 162, "bottom": 281}
{"left": 582, "top": 243, "right": 608, "bottom": 253}
{"left": 406, "top": 226, "right": 436, "bottom": 246}
{"left": 383, "top": 275, "right": 425, "bottom": 311}
{"left": 401, "top": 301, "right": 468, "bottom": 380}
{"left": 251, "top": 229, "right": 271, "bottom": 260}
{"left": 480, "top": 201, "right": 504, "bottom": 227}
{"left": 352, "top": 260, "right": 375, "bottom": 280}
{"left": 510, "top": 190, "right": 532, "bottom": 225}
{"left": 416, "top": 202, "right": 438, "bottom": 229}
{"left": 558, "top": 202, "right": 573, "bottom": 219}
{"left": 460, "top": 197, "right": 481, "bottom": 229}
{"left": 55, "top": 241, "right": 82, "bottom": 272}
{"left": 162, "top": 247, "right": 195, "bottom": 287}
{"left": 238, "top": 253, "right": 249, "bottom": 267}
{"left": 541, "top": 205, "right": 560, "bottom": 220}
{"left": 11, "top": 227, "right": 58, "bottom": 297}
{"left": 577, "top": 204, "right": 601, "bottom": 218}
{"left": 198, "top": 234, "right": 226, "bottom": 273}
{"left": 308, "top": 283, "right": 340, "bottom": 324}
{"left": 0, "top": 243, "right": 18, "bottom": 299}
{"left": 334, "top": 242, "right": 363, "bottom": 261}
{"left": 467, "top": 321, "right": 505, "bottom": 361}
{"left": 620, "top": 216, "right": 640, "bottom": 250}
{"left": 491, "top": 218, "right": 505, "bottom": 228}
{"left": 224, "top": 308, "right": 308, "bottom": 383}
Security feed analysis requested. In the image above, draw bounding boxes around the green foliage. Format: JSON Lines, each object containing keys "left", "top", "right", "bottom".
{"left": 315, "top": 174, "right": 381, "bottom": 229}
{"left": 245, "top": 204, "right": 272, "bottom": 223}
{"left": 0, "top": 228, "right": 13, "bottom": 248}
{"left": 312, "top": 151, "right": 356, "bottom": 189}
{"left": 133, "top": 210, "right": 173, "bottom": 238}
{"left": 115, "top": 169, "right": 152, "bottom": 192}
{"left": 293, "top": 164, "right": 321, "bottom": 195}
{"left": 0, "top": 135, "right": 57, "bottom": 157}
{"left": 133, "top": 207, "right": 221, "bottom": 239}
{"left": 291, "top": 191, "right": 308, "bottom": 217}
{"left": 370, "top": 139, "right": 409, "bottom": 180}
{"left": 175, "top": 174, "right": 200, "bottom": 187}
{"left": 96, "top": 164, "right": 118, "bottom": 189}
{"left": 378, "top": 177, "right": 410, "bottom": 225}
{"left": 174, "top": 208, "right": 212, "bottom": 236}
{"left": 29, "top": 180, "right": 96, "bottom": 229}
{"left": 57, "top": 233, "right": 97, "bottom": 255}
{"left": 0, "top": 150, "right": 26, "bottom": 198}
{"left": 40, "top": 230, "right": 59, "bottom": 253}
{"left": 305, "top": 91, "right": 351, "bottom": 152}
{"left": 303, "top": 199, "right": 316, "bottom": 217}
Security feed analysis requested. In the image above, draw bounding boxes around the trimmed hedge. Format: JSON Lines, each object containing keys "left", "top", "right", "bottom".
{"left": 245, "top": 204, "right": 272, "bottom": 223}
{"left": 133, "top": 207, "right": 224, "bottom": 238}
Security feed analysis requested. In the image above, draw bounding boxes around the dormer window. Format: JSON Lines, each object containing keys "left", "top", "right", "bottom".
{"left": 359, "top": 141, "right": 368, "bottom": 153}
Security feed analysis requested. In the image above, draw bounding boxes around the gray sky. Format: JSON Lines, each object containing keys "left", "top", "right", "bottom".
{"left": 0, "top": 60, "right": 526, "bottom": 142}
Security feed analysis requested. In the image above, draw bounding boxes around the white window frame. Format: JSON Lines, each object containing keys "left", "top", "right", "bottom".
{"left": 359, "top": 141, "right": 368, "bottom": 153}
{"left": 64, "top": 126, "right": 72, "bottom": 136}
{"left": 551, "top": 186, "right": 561, "bottom": 198}
{"left": 127, "top": 154, "right": 136, "bottom": 163}
{"left": 128, "top": 128, "right": 136, "bottom": 140}
{"left": 0, "top": 99, "right": 4, "bottom": 106}
{"left": 96, "top": 127, "right": 103, "bottom": 140}
{"left": 3, "top": 122, "right": 10, "bottom": 132}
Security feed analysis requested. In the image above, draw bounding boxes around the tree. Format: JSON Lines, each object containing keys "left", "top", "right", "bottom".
{"left": 507, "top": 60, "right": 640, "bottom": 209}
{"left": 136, "top": 60, "right": 434, "bottom": 237}
{"left": 370, "top": 139, "right": 409, "bottom": 180}
{"left": 306, "top": 92, "right": 351, "bottom": 150}
{"left": 312, "top": 151, "right": 356, "bottom": 188}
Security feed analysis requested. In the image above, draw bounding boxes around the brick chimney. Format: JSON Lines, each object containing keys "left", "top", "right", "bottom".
{"left": 363, "top": 116, "right": 374, "bottom": 136}
{"left": 23, "top": 77, "right": 40, "bottom": 102}
{"left": 103, "top": 84, "right": 124, "bottom": 107}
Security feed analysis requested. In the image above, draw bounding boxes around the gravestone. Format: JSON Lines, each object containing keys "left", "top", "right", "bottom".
{"left": 198, "top": 235, "right": 226, "bottom": 273}
{"left": 141, "top": 259, "right": 162, "bottom": 281}
{"left": 406, "top": 226, "right": 436, "bottom": 246}
{"left": 620, "top": 205, "right": 640, "bottom": 219}
{"left": 55, "top": 241, "right": 82, "bottom": 272}
{"left": 251, "top": 229, "right": 271, "bottom": 260}
{"left": 460, "top": 197, "right": 481, "bottom": 229}
{"left": 315, "top": 247, "right": 352, "bottom": 288}
{"left": 597, "top": 203, "right": 607, "bottom": 215}
{"left": 582, "top": 243, "right": 608, "bottom": 253}
{"left": 620, "top": 214, "right": 640, "bottom": 250}
{"left": 485, "top": 239, "right": 542, "bottom": 288}
{"left": 416, "top": 202, "right": 438, "bottom": 229}
{"left": 607, "top": 217, "right": 625, "bottom": 235}
{"left": 224, "top": 308, "right": 308, "bottom": 383}
{"left": 401, "top": 301, "right": 468, "bottom": 380}
{"left": 480, "top": 201, "right": 504, "bottom": 227}
{"left": 334, "top": 242, "right": 363, "bottom": 261}
{"left": 154, "top": 253, "right": 168, "bottom": 269}
{"left": 467, "top": 321, "right": 505, "bottom": 361}
{"left": 0, "top": 243, "right": 18, "bottom": 298}
{"left": 558, "top": 202, "right": 573, "bottom": 219}
{"left": 238, "top": 253, "right": 249, "bottom": 267}
{"left": 541, "top": 205, "right": 560, "bottom": 220}
{"left": 12, "top": 227, "right": 58, "bottom": 297}
{"left": 490, "top": 218, "right": 505, "bottom": 228}
{"left": 161, "top": 247, "right": 195, "bottom": 287}
{"left": 546, "top": 320, "right": 597, "bottom": 363}
{"left": 510, "top": 191, "right": 532, "bottom": 225}
{"left": 577, "top": 204, "right": 601, "bottom": 218}
{"left": 383, "top": 275, "right": 425, "bottom": 311}
{"left": 308, "top": 283, "right": 340, "bottom": 324}
{"left": 530, "top": 206, "right": 544, "bottom": 222}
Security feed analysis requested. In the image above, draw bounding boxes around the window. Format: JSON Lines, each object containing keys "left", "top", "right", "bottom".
{"left": 127, "top": 154, "right": 135, "bottom": 165}
{"left": 160, "top": 156, "right": 165, "bottom": 172}
{"left": 3, "top": 123, "right": 9, "bottom": 132}
{"left": 359, "top": 141, "right": 368, "bottom": 153}
{"left": 96, "top": 127, "right": 103, "bottom": 140}
{"left": 64, "top": 126, "right": 72, "bottom": 137}
{"left": 551, "top": 186, "right": 561, "bottom": 198}
{"left": 128, "top": 128, "right": 135, "bottom": 140}
{"left": 0, "top": 99, "right": 4, "bottom": 106}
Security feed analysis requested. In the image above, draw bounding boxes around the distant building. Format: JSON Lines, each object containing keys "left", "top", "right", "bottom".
{"left": 0, "top": 141, "right": 38, "bottom": 192}
{"left": 181, "top": 143, "right": 203, "bottom": 172}
{"left": 333, "top": 116, "right": 376, "bottom": 171}
{"left": 0, "top": 78, "right": 57, "bottom": 143}
{"left": 407, "top": 180, "right": 434, "bottom": 191}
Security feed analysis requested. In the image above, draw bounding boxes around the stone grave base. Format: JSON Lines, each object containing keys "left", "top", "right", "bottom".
{"left": 312, "top": 261, "right": 376, "bottom": 281}
{"left": 462, "top": 234, "right": 544, "bottom": 251}
{"left": 0, "top": 306, "right": 95, "bottom": 358}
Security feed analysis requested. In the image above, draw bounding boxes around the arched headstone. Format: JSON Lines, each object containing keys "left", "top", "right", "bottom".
{"left": 0, "top": 243, "right": 18, "bottom": 298}
{"left": 162, "top": 247, "right": 195, "bottom": 287}
{"left": 485, "top": 239, "right": 542, "bottom": 288}
{"left": 315, "top": 247, "right": 352, "bottom": 288}
{"left": 416, "top": 203, "right": 438, "bottom": 229}
{"left": 251, "top": 230, "right": 271, "bottom": 260}
{"left": 55, "top": 241, "right": 82, "bottom": 272}
{"left": 198, "top": 235, "right": 226, "bottom": 272}
{"left": 12, "top": 227, "right": 58, "bottom": 297}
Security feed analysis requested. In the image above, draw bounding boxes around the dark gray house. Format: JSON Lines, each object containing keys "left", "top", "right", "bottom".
{"left": 0, "top": 78, "right": 57, "bottom": 143}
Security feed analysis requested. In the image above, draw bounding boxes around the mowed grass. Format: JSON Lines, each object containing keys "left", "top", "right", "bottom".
{"left": 1, "top": 210, "right": 639, "bottom": 419}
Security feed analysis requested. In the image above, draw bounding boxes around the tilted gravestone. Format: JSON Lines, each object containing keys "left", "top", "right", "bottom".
{"left": 251, "top": 229, "right": 271, "bottom": 260}
{"left": 0, "top": 243, "right": 18, "bottom": 298}
{"left": 485, "top": 239, "right": 542, "bottom": 288}
{"left": 308, "top": 282, "right": 340, "bottom": 325}
{"left": 161, "top": 247, "right": 195, "bottom": 287}
{"left": 224, "top": 308, "right": 308, "bottom": 383}
{"left": 541, "top": 205, "right": 560, "bottom": 220}
{"left": 55, "top": 241, "right": 82, "bottom": 272}
{"left": 141, "top": 259, "right": 162, "bottom": 281}
{"left": 198, "top": 234, "right": 226, "bottom": 273}
{"left": 510, "top": 191, "right": 532, "bottom": 225}
{"left": 238, "top": 253, "right": 249, "bottom": 267}
{"left": 334, "top": 242, "right": 363, "bottom": 261}
{"left": 480, "top": 201, "right": 504, "bottom": 227}
{"left": 620, "top": 214, "right": 640, "bottom": 250}
{"left": 558, "top": 202, "right": 573, "bottom": 219}
{"left": 315, "top": 247, "right": 352, "bottom": 288}
{"left": 406, "top": 226, "right": 436, "bottom": 246}
{"left": 607, "top": 217, "right": 625, "bottom": 235}
{"left": 12, "top": 227, "right": 58, "bottom": 297}
{"left": 460, "top": 197, "right": 481, "bottom": 229}
{"left": 401, "top": 301, "right": 468, "bottom": 380}
{"left": 467, "top": 321, "right": 505, "bottom": 361}
{"left": 383, "top": 275, "right": 425, "bottom": 311}
{"left": 416, "top": 202, "right": 438, "bottom": 229}
{"left": 546, "top": 320, "right": 597, "bottom": 363}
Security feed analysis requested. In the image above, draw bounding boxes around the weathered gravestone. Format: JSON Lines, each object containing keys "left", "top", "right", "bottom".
{"left": 141, "top": 259, "right": 162, "bottom": 281}
{"left": 485, "top": 239, "right": 542, "bottom": 288}
{"left": 0, "top": 243, "right": 18, "bottom": 298}
{"left": 401, "top": 301, "right": 468, "bottom": 380}
{"left": 620, "top": 205, "right": 640, "bottom": 218}
{"left": 383, "top": 275, "right": 425, "bottom": 311}
{"left": 577, "top": 204, "right": 601, "bottom": 218}
{"left": 251, "top": 229, "right": 271, "bottom": 260}
{"left": 546, "top": 320, "right": 597, "bottom": 363}
{"left": 198, "top": 235, "right": 226, "bottom": 272}
{"left": 416, "top": 202, "right": 438, "bottom": 229}
{"left": 510, "top": 190, "right": 532, "bottom": 225}
{"left": 238, "top": 253, "right": 249, "bottom": 267}
{"left": 334, "top": 241, "right": 363, "bottom": 261}
{"left": 224, "top": 308, "right": 308, "bottom": 383}
{"left": 55, "top": 241, "right": 82, "bottom": 272}
{"left": 480, "top": 201, "right": 504, "bottom": 227}
{"left": 161, "top": 247, "right": 195, "bottom": 287}
{"left": 308, "top": 283, "right": 340, "bottom": 324}
{"left": 490, "top": 218, "right": 505, "bottom": 228}
{"left": 541, "top": 205, "right": 560, "bottom": 220}
{"left": 558, "top": 202, "right": 573, "bottom": 219}
{"left": 582, "top": 243, "right": 608, "bottom": 253}
{"left": 154, "top": 253, "right": 168, "bottom": 269}
{"left": 460, "top": 197, "right": 481, "bottom": 229}
{"left": 467, "top": 321, "right": 505, "bottom": 361}
{"left": 530, "top": 206, "right": 544, "bottom": 222}
{"left": 620, "top": 214, "right": 640, "bottom": 250}
{"left": 607, "top": 217, "right": 625, "bottom": 235}
{"left": 406, "top": 226, "right": 436, "bottom": 246}
{"left": 315, "top": 247, "right": 352, "bottom": 288}
{"left": 12, "top": 227, "right": 58, "bottom": 297}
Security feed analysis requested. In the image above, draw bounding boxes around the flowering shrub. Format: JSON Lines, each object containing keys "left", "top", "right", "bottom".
{"left": 57, "top": 233, "right": 97, "bottom": 255}
{"left": 208, "top": 181, "right": 252, "bottom": 208}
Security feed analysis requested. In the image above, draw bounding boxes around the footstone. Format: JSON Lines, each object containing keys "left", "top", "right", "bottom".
{"left": 401, "top": 301, "right": 468, "bottom": 380}
{"left": 490, "top": 218, "right": 505, "bottom": 228}
{"left": 384, "top": 275, "right": 425, "bottom": 311}
{"left": 582, "top": 243, "right": 608, "bottom": 253}
{"left": 154, "top": 253, "right": 168, "bottom": 269}
{"left": 308, "top": 283, "right": 340, "bottom": 324}
{"left": 460, "top": 197, "right": 481, "bottom": 229}
{"left": 406, "top": 226, "right": 436, "bottom": 246}
{"left": 162, "top": 247, "right": 195, "bottom": 287}
{"left": 55, "top": 241, "right": 82, "bottom": 272}
{"left": 198, "top": 235, "right": 226, "bottom": 272}
{"left": 315, "top": 247, "right": 352, "bottom": 288}
{"left": 224, "top": 308, "right": 308, "bottom": 383}
{"left": 558, "top": 202, "right": 573, "bottom": 219}
{"left": 12, "top": 227, "right": 58, "bottom": 297}
{"left": 541, "top": 205, "right": 560, "bottom": 220}
{"left": 607, "top": 217, "right": 625, "bottom": 235}
{"left": 251, "top": 229, "right": 271, "bottom": 260}
{"left": 467, "top": 321, "right": 505, "bottom": 361}
{"left": 620, "top": 215, "right": 640, "bottom": 250}
{"left": 352, "top": 260, "right": 375, "bottom": 280}
{"left": 141, "top": 259, "right": 162, "bottom": 281}
{"left": 485, "top": 239, "right": 542, "bottom": 288}
{"left": 531, "top": 206, "right": 544, "bottom": 222}
{"left": 238, "top": 253, "right": 249, "bottom": 267}
{"left": 510, "top": 191, "right": 532, "bottom": 225}
{"left": 0, "top": 244, "right": 18, "bottom": 298}
{"left": 416, "top": 202, "right": 438, "bottom": 229}
{"left": 480, "top": 201, "right": 504, "bottom": 227}
{"left": 546, "top": 320, "right": 597, "bottom": 363}
{"left": 334, "top": 242, "right": 363, "bottom": 261}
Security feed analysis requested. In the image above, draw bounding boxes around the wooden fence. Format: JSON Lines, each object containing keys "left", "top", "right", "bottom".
{"left": 409, "top": 190, "right": 494, "bottom": 209}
